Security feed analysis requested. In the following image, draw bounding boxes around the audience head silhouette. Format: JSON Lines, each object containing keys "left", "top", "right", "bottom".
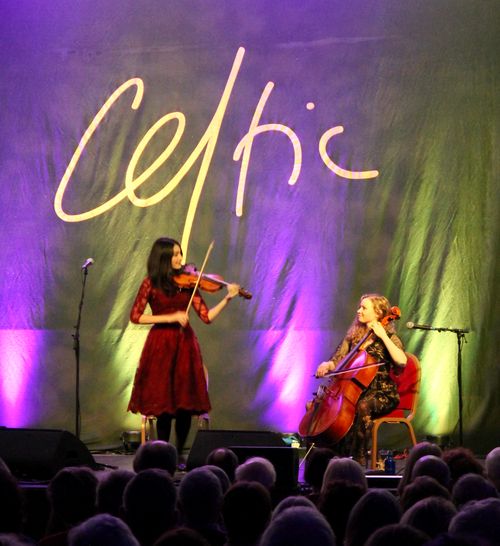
{"left": 260, "top": 506, "right": 335, "bottom": 546}
{"left": 401, "top": 496, "right": 456, "bottom": 538}
{"left": 442, "top": 447, "right": 484, "bottom": 486}
{"left": 223, "top": 481, "right": 272, "bottom": 545}
{"left": 321, "top": 457, "right": 367, "bottom": 493}
{"left": 272, "top": 495, "right": 316, "bottom": 519}
{"left": 400, "top": 475, "right": 451, "bottom": 511}
{"left": 397, "top": 442, "right": 443, "bottom": 495}
{"left": 0, "top": 463, "right": 24, "bottom": 534}
{"left": 46, "top": 466, "right": 98, "bottom": 533}
{"left": 206, "top": 448, "right": 239, "bottom": 482}
{"left": 344, "top": 489, "right": 401, "bottom": 546}
{"left": 68, "top": 513, "right": 139, "bottom": 546}
{"left": 304, "top": 447, "right": 335, "bottom": 493}
{"left": 204, "top": 464, "right": 231, "bottom": 494}
{"left": 96, "top": 469, "right": 134, "bottom": 517}
{"left": 448, "top": 497, "right": 500, "bottom": 545}
{"left": 153, "top": 526, "right": 210, "bottom": 546}
{"left": 133, "top": 440, "right": 178, "bottom": 476}
{"left": 234, "top": 457, "right": 276, "bottom": 490}
{"left": 123, "top": 468, "right": 177, "bottom": 546}
{"left": 485, "top": 447, "right": 500, "bottom": 491}
{"left": 177, "top": 466, "right": 225, "bottom": 545}
{"left": 364, "top": 523, "right": 429, "bottom": 546}
{"left": 451, "top": 473, "right": 498, "bottom": 508}
{"left": 318, "top": 479, "right": 365, "bottom": 545}
{"left": 411, "top": 454, "right": 451, "bottom": 490}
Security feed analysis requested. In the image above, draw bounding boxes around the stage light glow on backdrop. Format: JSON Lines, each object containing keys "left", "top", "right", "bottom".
{"left": 0, "top": 1, "right": 498, "bottom": 453}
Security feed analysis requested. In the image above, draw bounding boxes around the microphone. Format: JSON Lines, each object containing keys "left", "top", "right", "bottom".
{"left": 406, "top": 321, "right": 434, "bottom": 331}
{"left": 81, "top": 258, "right": 94, "bottom": 270}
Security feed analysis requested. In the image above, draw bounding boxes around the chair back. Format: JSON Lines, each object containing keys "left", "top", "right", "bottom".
{"left": 371, "top": 353, "right": 421, "bottom": 469}
{"left": 388, "top": 352, "right": 421, "bottom": 418}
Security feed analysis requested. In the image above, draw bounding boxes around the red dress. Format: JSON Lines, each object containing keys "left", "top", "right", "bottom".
{"left": 127, "top": 277, "right": 211, "bottom": 416}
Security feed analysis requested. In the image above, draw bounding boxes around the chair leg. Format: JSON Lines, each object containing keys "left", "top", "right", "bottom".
{"left": 148, "top": 416, "right": 157, "bottom": 440}
{"left": 403, "top": 422, "right": 417, "bottom": 446}
{"left": 197, "top": 413, "right": 210, "bottom": 430}
{"left": 371, "top": 421, "right": 381, "bottom": 470}
{"left": 140, "top": 415, "right": 158, "bottom": 443}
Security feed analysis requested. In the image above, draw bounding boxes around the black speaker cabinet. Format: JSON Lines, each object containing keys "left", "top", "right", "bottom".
{"left": 0, "top": 428, "right": 97, "bottom": 481}
{"left": 186, "top": 429, "right": 298, "bottom": 493}
{"left": 187, "top": 429, "right": 286, "bottom": 470}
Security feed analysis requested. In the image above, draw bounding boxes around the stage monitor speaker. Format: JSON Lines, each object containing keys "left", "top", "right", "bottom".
{"left": 0, "top": 428, "right": 97, "bottom": 481}
{"left": 187, "top": 429, "right": 286, "bottom": 470}
{"left": 230, "top": 445, "right": 299, "bottom": 492}
{"left": 186, "top": 429, "right": 298, "bottom": 494}
{"left": 366, "top": 473, "right": 401, "bottom": 491}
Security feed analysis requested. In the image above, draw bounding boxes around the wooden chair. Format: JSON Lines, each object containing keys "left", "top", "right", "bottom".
{"left": 140, "top": 415, "right": 157, "bottom": 444}
{"left": 370, "top": 352, "right": 421, "bottom": 469}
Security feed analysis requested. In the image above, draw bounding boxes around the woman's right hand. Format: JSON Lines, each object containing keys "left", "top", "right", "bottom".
{"left": 171, "top": 311, "right": 189, "bottom": 327}
{"left": 316, "top": 361, "right": 333, "bottom": 378}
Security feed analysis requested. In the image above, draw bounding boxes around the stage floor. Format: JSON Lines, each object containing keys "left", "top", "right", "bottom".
{"left": 91, "top": 448, "right": 408, "bottom": 487}
{"left": 94, "top": 451, "right": 135, "bottom": 472}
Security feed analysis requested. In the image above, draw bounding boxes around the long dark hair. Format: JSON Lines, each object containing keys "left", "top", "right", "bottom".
{"left": 147, "top": 237, "right": 182, "bottom": 295}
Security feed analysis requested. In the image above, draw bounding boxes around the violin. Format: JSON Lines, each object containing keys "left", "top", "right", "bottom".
{"left": 173, "top": 263, "right": 252, "bottom": 300}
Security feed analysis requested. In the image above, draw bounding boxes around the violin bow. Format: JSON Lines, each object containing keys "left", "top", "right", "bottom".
{"left": 185, "top": 240, "right": 215, "bottom": 315}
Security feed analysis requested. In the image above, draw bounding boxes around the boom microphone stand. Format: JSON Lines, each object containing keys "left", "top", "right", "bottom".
{"left": 406, "top": 322, "right": 469, "bottom": 446}
{"left": 72, "top": 258, "right": 94, "bottom": 439}
{"left": 452, "top": 328, "right": 468, "bottom": 447}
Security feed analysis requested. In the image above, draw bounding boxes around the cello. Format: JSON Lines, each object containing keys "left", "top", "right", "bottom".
{"left": 298, "top": 306, "right": 401, "bottom": 445}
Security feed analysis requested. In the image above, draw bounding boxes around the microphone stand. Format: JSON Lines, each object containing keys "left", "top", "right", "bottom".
{"left": 453, "top": 329, "right": 468, "bottom": 447}
{"left": 72, "top": 266, "right": 91, "bottom": 440}
{"left": 421, "top": 325, "right": 469, "bottom": 446}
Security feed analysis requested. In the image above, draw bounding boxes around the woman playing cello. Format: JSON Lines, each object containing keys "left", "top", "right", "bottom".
{"left": 315, "top": 294, "right": 407, "bottom": 466}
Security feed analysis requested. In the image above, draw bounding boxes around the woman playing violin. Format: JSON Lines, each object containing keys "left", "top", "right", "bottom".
{"left": 128, "top": 237, "right": 240, "bottom": 458}
{"left": 315, "top": 294, "right": 407, "bottom": 466}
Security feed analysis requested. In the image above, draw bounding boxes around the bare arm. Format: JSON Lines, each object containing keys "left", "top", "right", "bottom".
{"left": 316, "top": 338, "right": 350, "bottom": 377}
{"left": 207, "top": 283, "right": 240, "bottom": 322}
{"left": 369, "top": 321, "right": 407, "bottom": 366}
{"left": 136, "top": 311, "right": 189, "bottom": 327}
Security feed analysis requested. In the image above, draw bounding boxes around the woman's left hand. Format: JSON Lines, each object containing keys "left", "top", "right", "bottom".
{"left": 226, "top": 283, "right": 240, "bottom": 300}
{"left": 368, "top": 321, "right": 387, "bottom": 339}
